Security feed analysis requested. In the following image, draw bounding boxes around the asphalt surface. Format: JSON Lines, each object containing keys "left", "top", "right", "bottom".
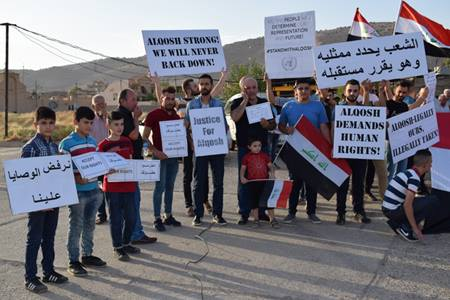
{"left": 0, "top": 145, "right": 449, "bottom": 300}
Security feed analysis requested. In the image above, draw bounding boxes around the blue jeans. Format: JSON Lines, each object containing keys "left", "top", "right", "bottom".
{"left": 193, "top": 154, "right": 225, "bottom": 218}
{"left": 387, "top": 142, "right": 408, "bottom": 182}
{"left": 106, "top": 192, "right": 135, "bottom": 248}
{"left": 25, "top": 209, "right": 59, "bottom": 281}
{"left": 131, "top": 183, "right": 145, "bottom": 241}
{"left": 153, "top": 158, "right": 179, "bottom": 218}
{"left": 67, "top": 189, "right": 102, "bottom": 263}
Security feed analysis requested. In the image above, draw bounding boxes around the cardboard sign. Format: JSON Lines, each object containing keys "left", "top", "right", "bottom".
{"left": 159, "top": 119, "right": 188, "bottom": 158}
{"left": 189, "top": 107, "right": 229, "bottom": 157}
{"left": 313, "top": 32, "right": 428, "bottom": 88}
{"left": 387, "top": 102, "right": 439, "bottom": 163}
{"left": 333, "top": 106, "right": 386, "bottom": 160}
{"left": 245, "top": 102, "right": 274, "bottom": 124}
{"left": 423, "top": 72, "right": 437, "bottom": 104}
{"left": 142, "top": 29, "right": 226, "bottom": 76}
{"left": 71, "top": 152, "right": 128, "bottom": 179}
{"left": 264, "top": 11, "right": 316, "bottom": 79}
{"left": 107, "top": 159, "right": 160, "bottom": 182}
{"left": 3, "top": 155, "right": 79, "bottom": 215}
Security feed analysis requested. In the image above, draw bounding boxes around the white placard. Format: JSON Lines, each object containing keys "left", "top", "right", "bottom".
{"left": 159, "top": 119, "right": 188, "bottom": 158}
{"left": 142, "top": 30, "right": 226, "bottom": 76}
{"left": 3, "top": 155, "right": 79, "bottom": 215}
{"left": 189, "top": 107, "right": 229, "bottom": 157}
{"left": 245, "top": 102, "right": 274, "bottom": 124}
{"left": 72, "top": 152, "right": 129, "bottom": 179}
{"left": 107, "top": 159, "right": 160, "bottom": 182}
{"left": 423, "top": 72, "right": 437, "bottom": 104}
{"left": 387, "top": 102, "right": 439, "bottom": 163}
{"left": 313, "top": 32, "right": 428, "bottom": 89}
{"left": 430, "top": 147, "right": 450, "bottom": 192}
{"left": 333, "top": 106, "right": 386, "bottom": 159}
{"left": 264, "top": 11, "right": 316, "bottom": 79}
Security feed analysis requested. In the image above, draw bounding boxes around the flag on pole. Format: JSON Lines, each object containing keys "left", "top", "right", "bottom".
{"left": 394, "top": 1, "right": 450, "bottom": 57}
{"left": 347, "top": 8, "right": 380, "bottom": 41}
{"left": 257, "top": 179, "right": 293, "bottom": 208}
{"left": 430, "top": 113, "right": 450, "bottom": 193}
{"left": 277, "top": 116, "right": 352, "bottom": 200}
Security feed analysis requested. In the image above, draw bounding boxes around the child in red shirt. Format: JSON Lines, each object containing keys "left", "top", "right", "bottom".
{"left": 98, "top": 111, "right": 140, "bottom": 261}
{"left": 240, "top": 137, "right": 278, "bottom": 227}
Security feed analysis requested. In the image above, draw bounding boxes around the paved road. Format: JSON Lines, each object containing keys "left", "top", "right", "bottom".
{"left": 0, "top": 146, "right": 449, "bottom": 300}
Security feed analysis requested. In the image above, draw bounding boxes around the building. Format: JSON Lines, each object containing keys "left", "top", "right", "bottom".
{"left": 0, "top": 72, "right": 33, "bottom": 113}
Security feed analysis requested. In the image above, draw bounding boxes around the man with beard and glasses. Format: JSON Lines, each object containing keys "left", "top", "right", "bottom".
{"left": 230, "top": 76, "right": 276, "bottom": 225}
{"left": 185, "top": 74, "right": 229, "bottom": 226}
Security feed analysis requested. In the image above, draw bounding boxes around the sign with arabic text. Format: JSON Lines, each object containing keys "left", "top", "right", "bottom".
{"left": 107, "top": 159, "right": 160, "bottom": 182}
{"left": 313, "top": 32, "right": 428, "bottom": 89}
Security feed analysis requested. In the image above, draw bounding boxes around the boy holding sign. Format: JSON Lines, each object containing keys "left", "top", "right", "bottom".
{"left": 143, "top": 86, "right": 182, "bottom": 231}
{"left": 98, "top": 111, "right": 140, "bottom": 261}
{"left": 22, "top": 107, "right": 68, "bottom": 293}
{"left": 59, "top": 107, "right": 106, "bottom": 276}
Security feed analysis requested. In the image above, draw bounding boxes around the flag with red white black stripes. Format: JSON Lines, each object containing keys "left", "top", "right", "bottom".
{"left": 347, "top": 8, "right": 379, "bottom": 41}
{"left": 256, "top": 179, "right": 292, "bottom": 208}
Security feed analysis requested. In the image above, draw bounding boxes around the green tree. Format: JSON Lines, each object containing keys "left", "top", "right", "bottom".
{"left": 222, "top": 61, "right": 265, "bottom": 101}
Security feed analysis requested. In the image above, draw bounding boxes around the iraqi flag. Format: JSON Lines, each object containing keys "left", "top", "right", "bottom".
{"left": 394, "top": 1, "right": 450, "bottom": 57}
{"left": 347, "top": 8, "right": 380, "bottom": 41}
{"left": 257, "top": 179, "right": 293, "bottom": 208}
{"left": 430, "top": 113, "right": 450, "bottom": 193}
{"left": 277, "top": 116, "right": 351, "bottom": 200}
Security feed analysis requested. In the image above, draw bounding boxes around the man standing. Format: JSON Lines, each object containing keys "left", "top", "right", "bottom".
{"left": 231, "top": 76, "right": 276, "bottom": 225}
{"left": 276, "top": 78, "right": 331, "bottom": 224}
{"left": 185, "top": 74, "right": 228, "bottom": 226}
{"left": 115, "top": 89, "right": 157, "bottom": 244}
{"left": 90, "top": 94, "right": 110, "bottom": 225}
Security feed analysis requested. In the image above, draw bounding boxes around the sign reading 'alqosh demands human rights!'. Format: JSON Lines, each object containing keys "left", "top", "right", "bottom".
{"left": 313, "top": 32, "right": 428, "bottom": 88}
{"left": 142, "top": 30, "right": 226, "bottom": 76}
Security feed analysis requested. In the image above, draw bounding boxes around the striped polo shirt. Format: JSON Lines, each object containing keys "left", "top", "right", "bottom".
{"left": 59, "top": 131, "right": 98, "bottom": 192}
{"left": 382, "top": 169, "right": 420, "bottom": 210}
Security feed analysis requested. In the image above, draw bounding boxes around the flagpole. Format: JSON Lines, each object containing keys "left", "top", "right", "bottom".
{"left": 393, "top": 0, "right": 404, "bottom": 35}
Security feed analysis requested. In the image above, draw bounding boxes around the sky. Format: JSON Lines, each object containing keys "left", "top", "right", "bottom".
{"left": 0, "top": 0, "right": 449, "bottom": 70}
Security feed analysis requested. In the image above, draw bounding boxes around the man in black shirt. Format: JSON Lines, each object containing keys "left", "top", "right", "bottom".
{"left": 230, "top": 76, "right": 276, "bottom": 224}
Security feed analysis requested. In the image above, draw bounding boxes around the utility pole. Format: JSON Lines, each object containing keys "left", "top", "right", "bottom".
{"left": 2, "top": 23, "right": 10, "bottom": 137}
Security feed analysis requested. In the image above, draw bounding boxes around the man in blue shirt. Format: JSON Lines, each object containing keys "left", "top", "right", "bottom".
{"left": 278, "top": 78, "right": 331, "bottom": 224}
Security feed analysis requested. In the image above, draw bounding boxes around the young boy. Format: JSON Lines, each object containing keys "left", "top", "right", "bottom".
{"left": 59, "top": 106, "right": 106, "bottom": 276}
{"left": 98, "top": 111, "right": 140, "bottom": 261}
{"left": 22, "top": 106, "right": 68, "bottom": 293}
{"left": 240, "top": 137, "right": 278, "bottom": 227}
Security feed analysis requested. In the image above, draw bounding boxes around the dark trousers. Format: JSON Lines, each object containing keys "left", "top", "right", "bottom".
{"left": 365, "top": 160, "right": 375, "bottom": 193}
{"left": 97, "top": 176, "right": 107, "bottom": 220}
{"left": 184, "top": 146, "right": 208, "bottom": 208}
{"left": 106, "top": 192, "right": 136, "bottom": 248}
{"left": 25, "top": 208, "right": 59, "bottom": 281}
{"left": 193, "top": 154, "right": 225, "bottom": 218}
{"left": 288, "top": 174, "right": 317, "bottom": 216}
{"left": 337, "top": 159, "right": 367, "bottom": 215}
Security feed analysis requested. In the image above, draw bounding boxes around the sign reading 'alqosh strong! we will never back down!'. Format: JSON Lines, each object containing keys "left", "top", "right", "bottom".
{"left": 142, "top": 30, "right": 226, "bottom": 76}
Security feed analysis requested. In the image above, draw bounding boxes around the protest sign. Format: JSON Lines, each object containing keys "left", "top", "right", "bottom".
{"left": 430, "top": 113, "right": 450, "bottom": 192}
{"left": 245, "top": 102, "right": 274, "bottom": 124}
{"left": 313, "top": 32, "right": 428, "bottom": 88}
{"left": 3, "top": 155, "right": 79, "bottom": 215}
{"left": 142, "top": 30, "right": 226, "bottom": 76}
{"left": 387, "top": 101, "right": 439, "bottom": 163}
{"left": 333, "top": 106, "right": 386, "bottom": 160}
{"left": 108, "top": 159, "right": 160, "bottom": 182}
{"left": 423, "top": 72, "right": 437, "bottom": 104}
{"left": 159, "top": 119, "right": 188, "bottom": 158}
{"left": 264, "top": 11, "right": 316, "bottom": 79}
{"left": 72, "top": 152, "right": 128, "bottom": 179}
{"left": 189, "top": 107, "right": 229, "bottom": 157}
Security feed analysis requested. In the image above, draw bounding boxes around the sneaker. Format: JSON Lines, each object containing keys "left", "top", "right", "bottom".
{"left": 366, "top": 190, "right": 379, "bottom": 202}
{"left": 298, "top": 198, "right": 307, "bottom": 207}
{"left": 67, "top": 261, "right": 88, "bottom": 276}
{"left": 336, "top": 214, "right": 346, "bottom": 225}
{"left": 259, "top": 213, "right": 271, "bottom": 222}
{"left": 270, "top": 218, "right": 280, "bottom": 228}
{"left": 237, "top": 215, "right": 248, "bottom": 225}
{"left": 122, "top": 245, "right": 141, "bottom": 254}
{"left": 398, "top": 225, "right": 418, "bottom": 242}
{"left": 131, "top": 234, "right": 157, "bottom": 245}
{"left": 42, "top": 271, "right": 68, "bottom": 284}
{"left": 213, "top": 215, "right": 228, "bottom": 226}
{"left": 354, "top": 212, "right": 371, "bottom": 224}
{"left": 95, "top": 216, "right": 107, "bottom": 225}
{"left": 252, "top": 220, "right": 261, "bottom": 228}
{"left": 204, "top": 201, "right": 213, "bottom": 214}
{"left": 113, "top": 248, "right": 130, "bottom": 261}
{"left": 163, "top": 215, "right": 181, "bottom": 227}
{"left": 192, "top": 216, "right": 202, "bottom": 226}
{"left": 153, "top": 218, "right": 166, "bottom": 232}
{"left": 81, "top": 255, "right": 107, "bottom": 267}
{"left": 25, "top": 277, "right": 48, "bottom": 293}
{"left": 282, "top": 213, "right": 296, "bottom": 224}
{"left": 386, "top": 219, "right": 399, "bottom": 235}
{"left": 308, "top": 214, "right": 322, "bottom": 224}
{"left": 186, "top": 206, "right": 195, "bottom": 217}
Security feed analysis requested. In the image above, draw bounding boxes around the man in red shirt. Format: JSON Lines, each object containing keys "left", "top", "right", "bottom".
{"left": 143, "top": 86, "right": 182, "bottom": 232}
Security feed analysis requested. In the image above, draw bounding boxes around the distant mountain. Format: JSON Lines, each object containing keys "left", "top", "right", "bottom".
{"left": 13, "top": 22, "right": 445, "bottom": 92}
